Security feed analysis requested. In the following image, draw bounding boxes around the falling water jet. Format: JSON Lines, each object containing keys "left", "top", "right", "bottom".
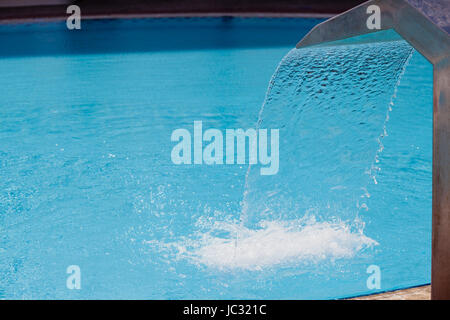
{"left": 241, "top": 33, "right": 415, "bottom": 229}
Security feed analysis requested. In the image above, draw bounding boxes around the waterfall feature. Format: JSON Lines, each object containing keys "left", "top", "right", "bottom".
{"left": 171, "top": 35, "right": 416, "bottom": 271}
{"left": 242, "top": 39, "right": 414, "bottom": 228}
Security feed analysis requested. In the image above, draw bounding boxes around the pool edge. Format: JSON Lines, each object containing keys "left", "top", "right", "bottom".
{"left": 347, "top": 285, "right": 431, "bottom": 300}
{"left": 0, "top": 12, "right": 334, "bottom": 25}
{"left": 0, "top": 0, "right": 367, "bottom": 25}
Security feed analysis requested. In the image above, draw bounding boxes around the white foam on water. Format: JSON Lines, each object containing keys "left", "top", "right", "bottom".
{"left": 151, "top": 217, "right": 377, "bottom": 271}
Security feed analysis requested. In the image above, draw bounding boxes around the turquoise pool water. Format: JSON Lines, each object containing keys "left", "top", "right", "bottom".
{"left": 0, "top": 18, "right": 432, "bottom": 299}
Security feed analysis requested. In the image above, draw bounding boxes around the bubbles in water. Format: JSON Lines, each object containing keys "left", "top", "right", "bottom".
{"left": 195, "top": 218, "right": 376, "bottom": 270}
{"left": 150, "top": 216, "right": 377, "bottom": 271}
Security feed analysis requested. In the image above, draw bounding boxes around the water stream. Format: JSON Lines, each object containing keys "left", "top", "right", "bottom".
{"left": 195, "top": 38, "right": 416, "bottom": 270}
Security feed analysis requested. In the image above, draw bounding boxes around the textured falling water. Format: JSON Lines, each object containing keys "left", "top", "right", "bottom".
{"left": 241, "top": 39, "right": 414, "bottom": 225}
{"left": 367, "top": 50, "right": 414, "bottom": 188}
{"left": 156, "top": 38, "right": 416, "bottom": 271}
{"left": 226, "top": 39, "right": 415, "bottom": 269}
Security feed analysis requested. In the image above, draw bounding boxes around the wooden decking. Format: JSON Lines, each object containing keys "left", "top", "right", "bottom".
{"left": 350, "top": 285, "right": 431, "bottom": 300}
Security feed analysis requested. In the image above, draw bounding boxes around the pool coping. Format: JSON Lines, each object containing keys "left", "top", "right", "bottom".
{"left": 0, "top": 0, "right": 368, "bottom": 24}
{"left": 0, "top": 12, "right": 334, "bottom": 25}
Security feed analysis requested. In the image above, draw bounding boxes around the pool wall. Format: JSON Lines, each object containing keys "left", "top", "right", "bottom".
{"left": 0, "top": 0, "right": 366, "bottom": 22}
{"left": 295, "top": 0, "right": 450, "bottom": 300}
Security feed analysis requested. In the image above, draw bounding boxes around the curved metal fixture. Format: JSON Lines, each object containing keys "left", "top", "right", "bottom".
{"left": 296, "top": 0, "right": 450, "bottom": 300}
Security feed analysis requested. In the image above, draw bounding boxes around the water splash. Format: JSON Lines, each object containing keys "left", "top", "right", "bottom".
{"left": 154, "top": 216, "right": 377, "bottom": 271}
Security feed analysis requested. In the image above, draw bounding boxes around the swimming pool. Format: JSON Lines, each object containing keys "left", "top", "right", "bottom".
{"left": 0, "top": 17, "right": 432, "bottom": 299}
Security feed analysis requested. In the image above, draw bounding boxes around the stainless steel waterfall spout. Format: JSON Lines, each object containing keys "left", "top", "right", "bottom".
{"left": 296, "top": 0, "right": 450, "bottom": 300}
